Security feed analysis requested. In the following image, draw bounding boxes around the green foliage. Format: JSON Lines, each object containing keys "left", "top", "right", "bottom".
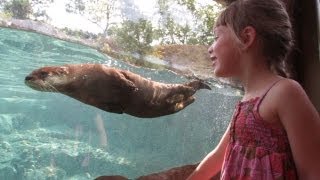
{"left": 176, "top": 23, "right": 192, "bottom": 44}
{"left": 1, "top": 0, "right": 222, "bottom": 47}
{"left": 3, "top": 0, "right": 32, "bottom": 19}
{"left": 157, "top": 0, "right": 169, "bottom": 15}
{"left": 65, "top": 0, "right": 86, "bottom": 15}
{"left": 66, "top": 0, "right": 118, "bottom": 37}
{"left": 177, "top": 0, "right": 196, "bottom": 12}
{"left": 175, "top": 0, "right": 222, "bottom": 45}
{"left": 64, "top": 0, "right": 222, "bottom": 46}
{"left": 154, "top": 0, "right": 222, "bottom": 45}
{"left": 154, "top": 1, "right": 181, "bottom": 44}
{"left": 62, "top": 27, "right": 98, "bottom": 40}
{"left": 108, "top": 19, "right": 154, "bottom": 58}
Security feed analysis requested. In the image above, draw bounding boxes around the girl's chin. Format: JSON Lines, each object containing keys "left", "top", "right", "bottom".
{"left": 213, "top": 68, "right": 223, "bottom": 77}
{"left": 213, "top": 69, "right": 232, "bottom": 78}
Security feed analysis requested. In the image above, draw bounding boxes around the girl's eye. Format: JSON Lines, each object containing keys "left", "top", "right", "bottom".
{"left": 213, "top": 34, "right": 219, "bottom": 41}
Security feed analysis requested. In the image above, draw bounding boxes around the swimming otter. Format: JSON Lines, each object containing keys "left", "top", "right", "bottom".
{"left": 25, "top": 64, "right": 211, "bottom": 118}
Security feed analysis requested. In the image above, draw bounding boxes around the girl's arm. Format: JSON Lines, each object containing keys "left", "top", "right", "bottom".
{"left": 275, "top": 79, "right": 320, "bottom": 179}
{"left": 187, "top": 124, "right": 230, "bottom": 180}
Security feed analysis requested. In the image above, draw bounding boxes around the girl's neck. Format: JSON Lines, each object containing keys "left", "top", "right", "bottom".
{"left": 238, "top": 56, "right": 281, "bottom": 98}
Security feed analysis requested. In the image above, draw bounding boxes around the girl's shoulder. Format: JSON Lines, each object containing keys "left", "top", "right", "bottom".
{"left": 257, "top": 78, "right": 302, "bottom": 106}
{"left": 257, "top": 78, "right": 311, "bottom": 124}
{"left": 270, "top": 77, "right": 319, "bottom": 127}
{"left": 267, "top": 78, "right": 305, "bottom": 103}
{"left": 248, "top": 77, "right": 318, "bottom": 125}
{"left": 271, "top": 80, "right": 320, "bottom": 177}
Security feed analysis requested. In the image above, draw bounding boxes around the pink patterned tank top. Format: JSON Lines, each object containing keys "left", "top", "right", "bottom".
{"left": 221, "top": 80, "right": 298, "bottom": 180}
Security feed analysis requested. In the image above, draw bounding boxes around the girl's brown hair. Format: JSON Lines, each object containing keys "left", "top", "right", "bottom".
{"left": 215, "top": 0, "right": 293, "bottom": 77}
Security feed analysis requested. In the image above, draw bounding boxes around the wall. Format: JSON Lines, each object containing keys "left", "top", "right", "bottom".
{"left": 295, "top": 0, "right": 320, "bottom": 112}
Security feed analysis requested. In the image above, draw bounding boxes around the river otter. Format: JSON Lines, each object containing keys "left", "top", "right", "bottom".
{"left": 25, "top": 64, "right": 211, "bottom": 118}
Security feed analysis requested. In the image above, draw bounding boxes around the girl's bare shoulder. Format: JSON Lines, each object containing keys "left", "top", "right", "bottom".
{"left": 271, "top": 78, "right": 320, "bottom": 132}
{"left": 271, "top": 78, "right": 307, "bottom": 104}
{"left": 272, "top": 80, "right": 320, "bottom": 177}
{"left": 264, "top": 78, "right": 319, "bottom": 125}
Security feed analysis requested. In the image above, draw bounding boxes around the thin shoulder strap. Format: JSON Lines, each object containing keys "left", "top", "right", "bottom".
{"left": 256, "top": 79, "right": 284, "bottom": 109}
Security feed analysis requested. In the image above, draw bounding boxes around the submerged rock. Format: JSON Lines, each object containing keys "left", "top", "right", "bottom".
{"left": 0, "top": 114, "right": 14, "bottom": 133}
{"left": 0, "top": 165, "right": 16, "bottom": 180}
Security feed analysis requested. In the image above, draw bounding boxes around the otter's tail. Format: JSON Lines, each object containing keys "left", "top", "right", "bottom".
{"left": 186, "top": 80, "right": 211, "bottom": 90}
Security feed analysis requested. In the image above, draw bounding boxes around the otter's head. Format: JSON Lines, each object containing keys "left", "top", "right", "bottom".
{"left": 25, "top": 66, "right": 71, "bottom": 92}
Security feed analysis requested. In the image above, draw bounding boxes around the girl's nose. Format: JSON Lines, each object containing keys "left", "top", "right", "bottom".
{"left": 208, "top": 45, "right": 213, "bottom": 54}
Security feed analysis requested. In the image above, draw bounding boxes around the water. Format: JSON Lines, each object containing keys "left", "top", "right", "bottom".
{"left": 0, "top": 27, "right": 241, "bottom": 179}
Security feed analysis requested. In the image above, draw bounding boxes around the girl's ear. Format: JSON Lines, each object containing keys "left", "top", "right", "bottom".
{"left": 240, "top": 26, "right": 256, "bottom": 51}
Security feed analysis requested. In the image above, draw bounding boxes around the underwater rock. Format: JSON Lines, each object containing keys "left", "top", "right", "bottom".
{"left": 0, "top": 113, "right": 37, "bottom": 132}
{"left": 135, "top": 163, "right": 198, "bottom": 180}
{"left": 95, "top": 175, "right": 128, "bottom": 180}
{"left": 95, "top": 163, "right": 222, "bottom": 180}
{"left": 0, "top": 165, "right": 16, "bottom": 180}
{"left": 0, "top": 114, "right": 14, "bottom": 133}
{"left": 23, "top": 166, "right": 67, "bottom": 180}
{"left": 0, "top": 141, "right": 14, "bottom": 164}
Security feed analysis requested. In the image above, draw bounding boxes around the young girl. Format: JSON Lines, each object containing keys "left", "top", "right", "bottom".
{"left": 187, "top": 0, "right": 320, "bottom": 179}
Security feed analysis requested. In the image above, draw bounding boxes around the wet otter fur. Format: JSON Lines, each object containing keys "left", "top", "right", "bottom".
{"left": 25, "top": 64, "right": 211, "bottom": 118}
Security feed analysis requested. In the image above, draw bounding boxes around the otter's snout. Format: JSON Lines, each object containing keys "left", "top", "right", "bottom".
{"left": 25, "top": 75, "right": 34, "bottom": 81}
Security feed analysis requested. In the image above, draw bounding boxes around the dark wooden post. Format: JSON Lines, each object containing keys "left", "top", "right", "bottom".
{"left": 294, "top": 0, "right": 320, "bottom": 112}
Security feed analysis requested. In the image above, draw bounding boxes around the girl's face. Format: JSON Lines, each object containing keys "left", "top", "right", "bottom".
{"left": 208, "top": 26, "right": 242, "bottom": 77}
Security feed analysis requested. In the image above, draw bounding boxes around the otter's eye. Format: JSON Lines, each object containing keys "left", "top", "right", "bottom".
{"left": 57, "top": 69, "right": 66, "bottom": 75}
{"left": 39, "top": 71, "right": 48, "bottom": 79}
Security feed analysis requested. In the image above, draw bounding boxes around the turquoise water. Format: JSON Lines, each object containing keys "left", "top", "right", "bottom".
{"left": 0, "top": 27, "right": 241, "bottom": 179}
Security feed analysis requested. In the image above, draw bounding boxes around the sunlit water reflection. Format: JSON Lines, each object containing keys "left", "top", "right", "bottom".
{"left": 0, "top": 28, "right": 241, "bottom": 179}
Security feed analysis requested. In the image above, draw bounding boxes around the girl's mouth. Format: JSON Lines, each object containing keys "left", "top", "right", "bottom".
{"left": 210, "top": 56, "right": 217, "bottom": 66}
